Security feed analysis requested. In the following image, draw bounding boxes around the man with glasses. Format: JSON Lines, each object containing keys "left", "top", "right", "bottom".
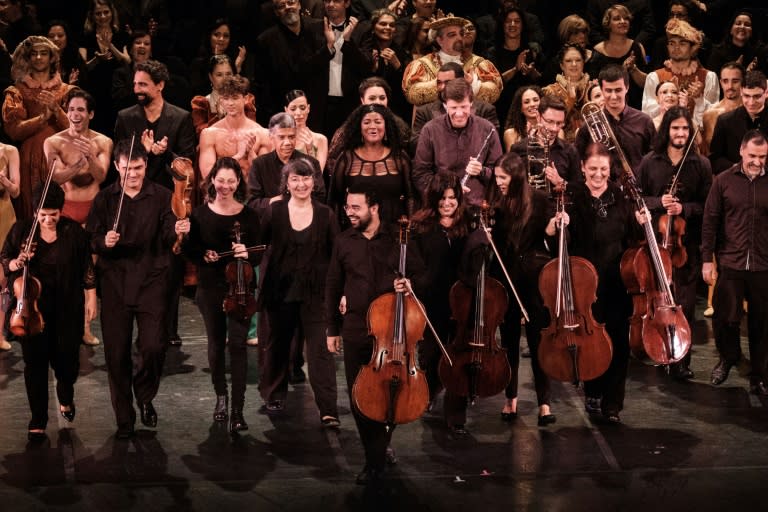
{"left": 402, "top": 16, "right": 502, "bottom": 107}
{"left": 508, "top": 94, "right": 581, "bottom": 191}
{"left": 642, "top": 17, "right": 719, "bottom": 131}
{"left": 710, "top": 70, "right": 768, "bottom": 174}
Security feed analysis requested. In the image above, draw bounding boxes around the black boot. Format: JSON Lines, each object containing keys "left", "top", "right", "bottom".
{"left": 230, "top": 408, "right": 248, "bottom": 434}
{"left": 213, "top": 395, "right": 228, "bottom": 422}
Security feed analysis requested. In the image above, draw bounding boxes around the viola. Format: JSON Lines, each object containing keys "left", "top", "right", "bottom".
{"left": 537, "top": 184, "right": 612, "bottom": 384}
{"left": 222, "top": 221, "right": 257, "bottom": 321}
{"left": 352, "top": 217, "right": 429, "bottom": 428}
{"left": 170, "top": 157, "right": 195, "bottom": 255}
{"left": 438, "top": 204, "right": 511, "bottom": 403}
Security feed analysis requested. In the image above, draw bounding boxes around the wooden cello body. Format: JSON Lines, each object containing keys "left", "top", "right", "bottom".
{"left": 352, "top": 218, "right": 429, "bottom": 426}
{"left": 538, "top": 187, "right": 612, "bottom": 383}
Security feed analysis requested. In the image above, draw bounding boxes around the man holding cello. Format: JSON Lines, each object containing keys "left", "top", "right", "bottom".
{"left": 325, "top": 183, "right": 427, "bottom": 485}
{"left": 636, "top": 106, "right": 712, "bottom": 380}
{"left": 86, "top": 140, "right": 177, "bottom": 439}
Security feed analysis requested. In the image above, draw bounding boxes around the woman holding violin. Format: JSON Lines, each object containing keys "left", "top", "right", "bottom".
{"left": 177, "top": 157, "right": 261, "bottom": 434}
{"left": 485, "top": 152, "right": 556, "bottom": 426}
{"left": 258, "top": 158, "right": 339, "bottom": 426}
{"left": 410, "top": 174, "right": 470, "bottom": 435}
{"left": 561, "top": 142, "right": 643, "bottom": 423}
{"left": 1, "top": 183, "right": 96, "bottom": 441}
{"left": 636, "top": 107, "right": 712, "bottom": 380}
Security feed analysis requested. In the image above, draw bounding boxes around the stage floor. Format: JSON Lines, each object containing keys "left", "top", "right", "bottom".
{"left": 1, "top": 295, "right": 767, "bottom": 511}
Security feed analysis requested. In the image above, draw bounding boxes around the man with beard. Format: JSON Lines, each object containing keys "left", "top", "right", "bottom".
{"left": 703, "top": 130, "right": 768, "bottom": 395}
{"left": 114, "top": 59, "right": 195, "bottom": 347}
{"left": 325, "top": 183, "right": 426, "bottom": 485}
{"left": 198, "top": 75, "right": 272, "bottom": 180}
{"left": 413, "top": 78, "right": 502, "bottom": 206}
{"left": 709, "top": 70, "right": 768, "bottom": 175}
{"left": 402, "top": 16, "right": 502, "bottom": 107}
{"left": 641, "top": 18, "right": 719, "bottom": 131}
{"left": 86, "top": 140, "right": 177, "bottom": 439}
{"left": 701, "top": 62, "right": 743, "bottom": 156}
{"left": 44, "top": 87, "right": 113, "bottom": 346}
{"left": 636, "top": 106, "right": 712, "bottom": 380}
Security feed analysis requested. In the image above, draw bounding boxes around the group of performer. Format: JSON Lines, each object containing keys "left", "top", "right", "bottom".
{"left": 2, "top": 22, "right": 768, "bottom": 488}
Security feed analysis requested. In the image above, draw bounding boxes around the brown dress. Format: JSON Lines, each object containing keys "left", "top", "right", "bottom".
{"left": 2, "top": 74, "right": 72, "bottom": 218}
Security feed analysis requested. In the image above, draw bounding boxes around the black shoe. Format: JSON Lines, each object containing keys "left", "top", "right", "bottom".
{"left": 450, "top": 424, "right": 469, "bottom": 436}
{"left": 671, "top": 362, "right": 694, "bottom": 381}
{"left": 27, "top": 430, "right": 47, "bottom": 443}
{"left": 139, "top": 402, "right": 157, "bottom": 428}
{"left": 500, "top": 411, "right": 518, "bottom": 422}
{"left": 258, "top": 400, "right": 284, "bottom": 415}
{"left": 214, "top": 395, "right": 228, "bottom": 422}
{"left": 750, "top": 381, "right": 768, "bottom": 396}
{"left": 288, "top": 368, "right": 306, "bottom": 384}
{"left": 168, "top": 335, "right": 182, "bottom": 347}
{"left": 585, "top": 397, "right": 601, "bottom": 415}
{"left": 537, "top": 414, "right": 557, "bottom": 426}
{"left": 115, "top": 425, "right": 135, "bottom": 439}
{"left": 710, "top": 359, "right": 733, "bottom": 385}
{"left": 230, "top": 409, "right": 248, "bottom": 433}
{"left": 321, "top": 416, "right": 340, "bottom": 428}
{"left": 60, "top": 403, "right": 76, "bottom": 423}
{"left": 385, "top": 445, "right": 397, "bottom": 465}
{"left": 355, "top": 465, "right": 384, "bottom": 485}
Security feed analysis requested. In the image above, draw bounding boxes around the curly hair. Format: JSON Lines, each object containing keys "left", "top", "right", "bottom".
{"left": 11, "top": 36, "right": 61, "bottom": 82}
{"left": 504, "top": 84, "right": 542, "bottom": 132}
{"left": 334, "top": 103, "right": 403, "bottom": 154}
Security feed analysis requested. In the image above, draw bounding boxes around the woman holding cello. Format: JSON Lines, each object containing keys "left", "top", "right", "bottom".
{"left": 257, "top": 158, "right": 340, "bottom": 427}
{"left": 559, "top": 142, "right": 643, "bottom": 423}
{"left": 485, "top": 152, "right": 556, "bottom": 426}
{"left": 410, "top": 174, "right": 471, "bottom": 435}
{"left": 177, "top": 157, "right": 261, "bottom": 434}
{"left": 1, "top": 183, "right": 96, "bottom": 441}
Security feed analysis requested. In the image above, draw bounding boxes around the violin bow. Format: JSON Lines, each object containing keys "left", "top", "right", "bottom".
{"left": 403, "top": 281, "right": 453, "bottom": 367}
{"left": 460, "top": 128, "right": 496, "bottom": 189}
{"left": 215, "top": 244, "right": 268, "bottom": 258}
{"left": 667, "top": 125, "right": 699, "bottom": 197}
{"left": 112, "top": 134, "right": 136, "bottom": 232}
{"left": 479, "top": 215, "right": 530, "bottom": 323}
{"left": 24, "top": 159, "right": 57, "bottom": 254}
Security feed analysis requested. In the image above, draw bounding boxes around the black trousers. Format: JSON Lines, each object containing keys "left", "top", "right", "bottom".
{"left": 713, "top": 268, "right": 768, "bottom": 382}
{"left": 21, "top": 316, "right": 79, "bottom": 430}
{"left": 101, "top": 281, "right": 167, "bottom": 430}
{"left": 164, "top": 253, "right": 184, "bottom": 340}
{"left": 343, "top": 329, "right": 394, "bottom": 472}
{"left": 196, "top": 284, "right": 250, "bottom": 409}
{"left": 260, "top": 300, "right": 338, "bottom": 418}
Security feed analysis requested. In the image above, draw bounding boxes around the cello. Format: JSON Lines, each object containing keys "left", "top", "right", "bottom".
{"left": 537, "top": 184, "right": 612, "bottom": 384}
{"left": 222, "top": 221, "right": 258, "bottom": 322}
{"left": 581, "top": 102, "right": 691, "bottom": 365}
{"left": 438, "top": 204, "right": 511, "bottom": 404}
{"left": 9, "top": 161, "right": 57, "bottom": 337}
{"left": 352, "top": 217, "right": 429, "bottom": 428}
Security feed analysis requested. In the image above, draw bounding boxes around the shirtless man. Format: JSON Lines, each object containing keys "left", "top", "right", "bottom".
{"left": 701, "top": 62, "right": 743, "bottom": 156}
{"left": 44, "top": 87, "right": 113, "bottom": 346}
{"left": 198, "top": 75, "right": 271, "bottom": 179}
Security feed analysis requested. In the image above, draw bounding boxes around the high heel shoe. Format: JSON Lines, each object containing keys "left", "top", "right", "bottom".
{"left": 213, "top": 395, "right": 228, "bottom": 422}
{"left": 500, "top": 411, "right": 517, "bottom": 422}
{"left": 60, "top": 403, "right": 76, "bottom": 422}
{"left": 230, "top": 408, "right": 248, "bottom": 434}
{"left": 537, "top": 414, "right": 557, "bottom": 426}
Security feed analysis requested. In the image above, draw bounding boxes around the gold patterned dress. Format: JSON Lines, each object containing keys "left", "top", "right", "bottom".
{"left": 2, "top": 74, "right": 72, "bottom": 218}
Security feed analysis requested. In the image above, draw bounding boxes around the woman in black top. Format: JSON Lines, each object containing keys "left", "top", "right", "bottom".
{"left": 258, "top": 158, "right": 340, "bottom": 427}
{"left": 178, "top": 157, "right": 261, "bottom": 434}
{"left": 410, "top": 174, "right": 470, "bottom": 434}
{"left": 1, "top": 183, "right": 96, "bottom": 442}
{"left": 562, "top": 142, "right": 642, "bottom": 424}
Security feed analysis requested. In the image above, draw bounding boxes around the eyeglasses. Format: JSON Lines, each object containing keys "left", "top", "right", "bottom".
{"left": 540, "top": 117, "right": 565, "bottom": 128}
{"left": 343, "top": 204, "right": 363, "bottom": 213}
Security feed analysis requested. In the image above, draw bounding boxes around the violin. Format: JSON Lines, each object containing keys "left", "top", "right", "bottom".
{"left": 537, "top": 184, "right": 612, "bottom": 384}
{"left": 222, "top": 221, "right": 257, "bottom": 321}
{"left": 170, "top": 157, "right": 195, "bottom": 255}
{"left": 438, "top": 204, "right": 511, "bottom": 403}
{"left": 352, "top": 217, "right": 429, "bottom": 428}
{"left": 9, "top": 162, "right": 57, "bottom": 338}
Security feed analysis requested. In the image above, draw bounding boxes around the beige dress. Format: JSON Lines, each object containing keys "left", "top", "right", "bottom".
{"left": 0, "top": 150, "right": 15, "bottom": 249}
